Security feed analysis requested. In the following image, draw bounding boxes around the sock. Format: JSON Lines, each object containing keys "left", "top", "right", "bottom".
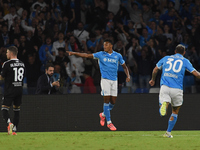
{"left": 103, "top": 103, "right": 111, "bottom": 122}
{"left": 109, "top": 102, "right": 114, "bottom": 111}
{"left": 2, "top": 108, "right": 10, "bottom": 126}
{"left": 107, "top": 121, "right": 112, "bottom": 125}
{"left": 167, "top": 113, "right": 178, "bottom": 132}
{"left": 102, "top": 112, "right": 105, "bottom": 117}
{"left": 13, "top": 109, "right": 20, "bottom": 131}
{"left": 13, "top": 126, "right": 17, "bottom": 132}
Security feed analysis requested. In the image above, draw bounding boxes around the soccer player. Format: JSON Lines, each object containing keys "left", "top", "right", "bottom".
{"left": 149, "top": 44, "right": 200, "bottom": 138}
{"left": 66, "top": 39, "right": 130, "bottom": 131}
{"left": 0, "top": 46, "right": 25, "bottom": 135}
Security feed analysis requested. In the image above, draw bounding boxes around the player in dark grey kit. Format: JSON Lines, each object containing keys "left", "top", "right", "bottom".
{"left": 0, "top": 46, "right": 25, "bottom": 135}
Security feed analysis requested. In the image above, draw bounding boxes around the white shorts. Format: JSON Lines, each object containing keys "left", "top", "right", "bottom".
{"left": 159, "top": 85, "right": 183, "bottom": 107}
{"left": 101, "top": 78, "right": 118, "bottom": 96}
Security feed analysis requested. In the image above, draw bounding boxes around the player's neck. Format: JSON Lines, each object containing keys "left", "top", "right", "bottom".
{"left": 10, "top": 56, "right": 17, "bottom": 60}
{"left": 107, "top": 49, "right": 113, "bottom": 54}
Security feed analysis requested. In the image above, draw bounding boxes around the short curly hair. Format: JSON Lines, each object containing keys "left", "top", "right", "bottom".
{"left": 175, "top": 44, "right": 185, "bottom": 55}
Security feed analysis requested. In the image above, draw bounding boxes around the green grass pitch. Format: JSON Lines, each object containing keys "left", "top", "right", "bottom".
{"left": 1, "top": 131, "right": 200, "bottom": 150}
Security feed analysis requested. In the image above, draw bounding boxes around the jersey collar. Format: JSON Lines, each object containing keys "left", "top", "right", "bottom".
{"left": 103, "top": 50, "right": 114, "bottom": 55}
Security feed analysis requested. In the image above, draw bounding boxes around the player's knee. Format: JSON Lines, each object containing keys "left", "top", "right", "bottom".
{"left": 13, "top": 105, "right": 20, "bottom": 111}
{"left": 1, "top": 105, "right": 10, "bottom": 111}
{"left": 169, "top": 116, "right": 174, "bottom": 121}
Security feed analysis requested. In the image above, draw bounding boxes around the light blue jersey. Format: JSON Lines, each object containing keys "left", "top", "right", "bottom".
{"left": 93, "top": 51, "right": 125, "bottom": 81}
{"left": 157, "top": 53, "right": 195, "bottom": 90}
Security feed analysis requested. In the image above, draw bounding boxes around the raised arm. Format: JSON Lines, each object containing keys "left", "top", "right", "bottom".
{"left": 66, "top": 51, "right": 94, "bottom": 58}
{"left": 134, "top": 23, "right": 141, "bottom": 38}
{"left": 70, "top": 9, "right": 75, "bottom": 23}
{"left": 140, "top": 14, "right": 146, "bottom": 27}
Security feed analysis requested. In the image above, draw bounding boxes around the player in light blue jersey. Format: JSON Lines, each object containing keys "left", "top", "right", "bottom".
{"left": 66, "top": 39, "right": 130, "bottom": 131}
{"left": 149, "top": 44, "right": 200, "bottom": 138}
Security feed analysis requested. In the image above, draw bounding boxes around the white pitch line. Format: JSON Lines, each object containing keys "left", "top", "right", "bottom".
{"left": 142, "top": 134, "right": 200, "bottom": 137}
{"left": 110, "top": 134, "right": 200, "bottom": 137}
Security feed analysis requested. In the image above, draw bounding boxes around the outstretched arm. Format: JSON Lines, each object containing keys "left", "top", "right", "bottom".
{"left": 66, "top": 51, "right": 94, "bottom": 58}
{"left": 149, "top": 66, "right": 159, "bottom": 86}
{"left": 192, "top": 70, "right": 200, "bottom": 79}
{"left": 122, "top": 63, "right": 130, "bottom": 82}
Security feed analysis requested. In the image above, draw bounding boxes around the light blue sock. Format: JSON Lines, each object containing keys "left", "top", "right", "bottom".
{"left": 167, "top": 113, "right": 178, "bottom": 132}
{"left": 103, "top": 103, "right": 111, "bottom": 121}
{"left": 109, "top": 102, "right": 114, "bottom": 111}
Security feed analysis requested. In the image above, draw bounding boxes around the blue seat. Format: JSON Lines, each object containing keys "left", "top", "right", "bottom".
{"left": 135, "top": 88, "right": 149, "bottom": 93}
{"left": 121, "top": 87, "right": 129, "bottom": 93}
{"left": 183, "top": 75, "right": 195, "bottom": 87}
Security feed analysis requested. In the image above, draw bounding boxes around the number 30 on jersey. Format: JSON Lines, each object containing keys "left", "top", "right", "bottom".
{"left": 165, "top": 58, "right": 183, "bottom": 73}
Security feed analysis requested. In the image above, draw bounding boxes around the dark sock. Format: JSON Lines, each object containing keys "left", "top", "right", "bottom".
{"left": 13, "top": 110, "right": 20, "bottom": 131}
{"left": 2, "top": 108, "right": 10, "bottom": 126}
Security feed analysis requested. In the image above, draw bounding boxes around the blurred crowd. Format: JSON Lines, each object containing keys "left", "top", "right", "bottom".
{"left": 1, "top": 0, "right": 200, "bottom": 94}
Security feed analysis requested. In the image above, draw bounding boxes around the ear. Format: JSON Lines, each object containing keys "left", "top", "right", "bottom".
{"left": 110, "top": 43, "right": 113, "bottom": 48}
{"left": 183, "top": 50, "right": 186, "bottom": 56}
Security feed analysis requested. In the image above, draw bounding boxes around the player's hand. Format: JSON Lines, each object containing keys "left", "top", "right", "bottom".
{"left": 126, "top": 77, "right": 130, "bottom": 82}
{"left": 149, "top": 80, "right": 155, "bottom": 86}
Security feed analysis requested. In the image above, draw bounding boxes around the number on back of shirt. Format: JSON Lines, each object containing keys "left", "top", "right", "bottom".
{"left": 165, "top": 58, "right": 183, "bottom": 73}
{"left": 13, "top": 67, "right": 24, "bottom": 81}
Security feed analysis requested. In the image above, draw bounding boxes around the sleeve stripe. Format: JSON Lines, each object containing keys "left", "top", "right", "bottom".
{"left": 187, "top": 69, "right": 196, "bottom": 73}
{"left": 156, "top": 64, "right": 162, "bottom": 70}
{"left": 120, "top": 62, "right": 125, "bottom": 65}
{"left": 2, "top": 60, "right": 12, "bottom": 68}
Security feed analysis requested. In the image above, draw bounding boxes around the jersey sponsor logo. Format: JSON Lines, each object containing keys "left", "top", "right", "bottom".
{"left": 107, "top": 58, "right": 117, "bottom": 63}
{"left": 103, "top": 58, "right": 117, "bottom": 63}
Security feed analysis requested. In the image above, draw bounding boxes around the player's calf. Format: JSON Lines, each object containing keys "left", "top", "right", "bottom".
{"left": 1, "top": 106, "right": 11, "bottom": 126}
{"left": 13, "top": 106, "right": 20, "bottom": 134}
